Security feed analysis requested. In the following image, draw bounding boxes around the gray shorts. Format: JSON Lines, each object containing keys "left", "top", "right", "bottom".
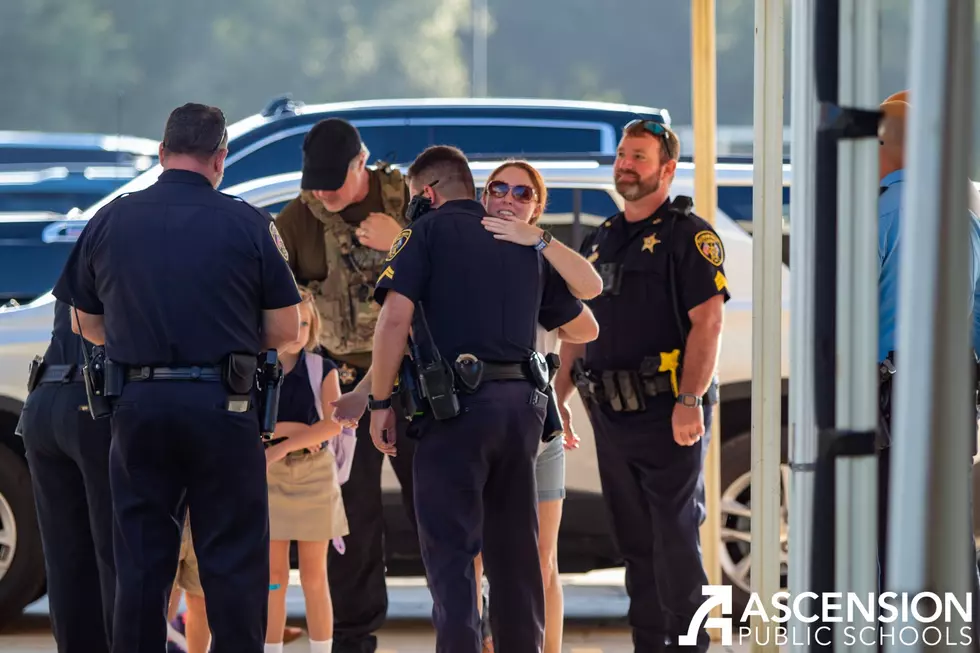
{"left": 535, "top": 436, "right": 566, "bottom": 502}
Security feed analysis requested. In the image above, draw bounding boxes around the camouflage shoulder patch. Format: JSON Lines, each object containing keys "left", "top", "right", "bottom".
{"left": 269, "top": 222, "right": 289, "bottom": 261}
{"left": 386, "top": 229, "right": 412, "bottom": 261}
{"left": 694, "top": 230, "right": 725, "bottom": 266}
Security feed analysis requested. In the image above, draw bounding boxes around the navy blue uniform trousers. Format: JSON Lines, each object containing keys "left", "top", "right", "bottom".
{"left": 108, "top": 381, "right": 270, "bottom": 653}
{"left": 587, "top": 400, "right": 712, "bottom": 653}
{"left": 21, "top": 382, "right": 115, "bottom": 653}
{"left": 412, "top": 380, "right": 547, "bottom": 653}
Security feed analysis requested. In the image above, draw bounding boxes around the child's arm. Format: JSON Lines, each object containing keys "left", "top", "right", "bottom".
{"left": 267, "top": 370, "right": 344, "bottom": 458}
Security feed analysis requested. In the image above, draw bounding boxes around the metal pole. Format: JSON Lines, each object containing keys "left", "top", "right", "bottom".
{"left": 808, "top": 0, "right": 840, "bottom": 647}
{"left": 691, "top": 0, "right": 722, "bottom": 643}
{"left": 471, "top": 0, "right": 489, "bottom": 98}
{"left": 788, "top": 1, "right": 820, "bottom": 651}
{"left": 750, "top": 0, "right": 783, "bottom": 649}
{"left": 885, "top": 0, "right": 975, "bottom": 650}
{"left": 832, "top": 1, "right": 879, "bottom": 650}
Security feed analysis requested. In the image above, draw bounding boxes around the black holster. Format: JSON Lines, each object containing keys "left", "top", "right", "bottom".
{"left": 877, "top": 355, "right": 896, "bottom": 450}
{"left": 542, "top": 353, "right": 564, "bottom": 442}
{"left": 392, "top": 355, "right": 422, "bottom": 421}
{"left": 253, "top": 351, "right": 283, "bottom": 441}
{"left": 82, "top": 346, "right": 113, "bottom": 419}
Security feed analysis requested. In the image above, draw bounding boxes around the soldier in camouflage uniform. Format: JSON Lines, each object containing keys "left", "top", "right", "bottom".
{"left": 274, "top": 118, "right": 417, "bottom": 653}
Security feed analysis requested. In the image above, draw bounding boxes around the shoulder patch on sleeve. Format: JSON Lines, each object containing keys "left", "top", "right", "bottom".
{"left": 386, "top": 228, "right": 412, "bottom": 261}
{"left": 694, "top": 230, "right": 725, "bottom": 266}
{"left": 269, "top": 222, "right": 289, "bottom": 261}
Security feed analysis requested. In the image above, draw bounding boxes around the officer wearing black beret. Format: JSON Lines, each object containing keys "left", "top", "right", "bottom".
{"left": 555, "top": 117, "right": 730, "bottom": 652}
{"left": 53, "top": 102, "right": 302, "bottom": 653}
{"left": 367, "top": 145, "right": 586, "bottom": 653}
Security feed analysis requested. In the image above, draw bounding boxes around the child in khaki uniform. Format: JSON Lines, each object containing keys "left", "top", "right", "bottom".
{"left": 166, "top": 512, "right": 210, "bottom": 653}
{"left": 263, "top": 290, "right": 349, "bottom": 653}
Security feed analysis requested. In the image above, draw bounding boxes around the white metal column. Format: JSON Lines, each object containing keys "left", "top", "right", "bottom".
{"left": 832, "top": 1, "right": 880, "bottom": 651}
{"left": 788, "top": 1, "right": 819, "bottom": 651}
{"left": 691, "top": 0, "right": 723, "bottom": 641}
{"left": 750, "top": 0, "right": 783, "bottom": 649}
{"left": 884, "top": 0, "right": 975, "bottom": 650}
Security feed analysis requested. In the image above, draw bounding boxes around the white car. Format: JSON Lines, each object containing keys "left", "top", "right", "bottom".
{"left": 0, "top": 159, "right": 791, "bottom": 623}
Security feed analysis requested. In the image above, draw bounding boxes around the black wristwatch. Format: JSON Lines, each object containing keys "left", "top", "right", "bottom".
{"left": 676, "top": 393, "right": 703, "bottom": 408}
{"left": 533, "top": 230, "right": 553, "bottom": 251}
{"left": 368, "top": 395, "right": 392, "bottom": 411}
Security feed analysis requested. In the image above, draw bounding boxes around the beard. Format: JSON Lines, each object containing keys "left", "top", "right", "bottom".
{"left": 615, "top": 171, "right": 661, "bottom": 201}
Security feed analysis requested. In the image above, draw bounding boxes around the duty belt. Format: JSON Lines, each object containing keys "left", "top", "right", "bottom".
{"left": 126, "top": 365, "right": 223, "bottom": 382}
{"left": 37, "top": 364, "right": 85, "bottom": 385}
{"left": 479, "top": 361, "right": 535, "bottom": 383}
{"left": 572, "top": 351, "right": 680, "bottom": 414}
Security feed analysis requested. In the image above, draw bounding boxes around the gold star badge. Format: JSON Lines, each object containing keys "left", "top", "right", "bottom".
{"left": 642, "top": 234, "right": 661, "bottom": 253}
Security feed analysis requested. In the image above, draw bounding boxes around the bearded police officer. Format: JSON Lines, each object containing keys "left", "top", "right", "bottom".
{"left": 368, "top": 146, "right": 588, "bottom": 653}
{"left": 17, "top": 300, "right": 115, "bottom": 653}
{"left": 53, "top": 103, "right": 302, "bottom": 653}
{"left": 555, "top": 117, "right": 729, "bottom": 652}
{"left": 273, "top": 117, "right": 417, "bottom": 653}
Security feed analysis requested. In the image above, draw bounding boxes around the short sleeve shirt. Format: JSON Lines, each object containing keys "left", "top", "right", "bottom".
{"left": 53, "top": 169, "right": 301, "bottom": 366}
{"left": 580, "top": 198, "right": 731, "bottom": 370}
{"left": 374, "top": 199, "right": 583, "bottom": 363}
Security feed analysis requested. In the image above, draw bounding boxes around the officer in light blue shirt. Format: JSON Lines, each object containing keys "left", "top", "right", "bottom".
{"left": 876, "top": 99, "right": 980, "bottom": 608}
{"left": 876, "top": 102, "right": 980, "bottom": 363}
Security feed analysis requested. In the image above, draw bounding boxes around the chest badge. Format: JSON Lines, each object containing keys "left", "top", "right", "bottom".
{"left": 337, "top": 363, "right": 358, "bottom": 387}
{"left": 641, "top": 234, "right": 661, "bottom": 254}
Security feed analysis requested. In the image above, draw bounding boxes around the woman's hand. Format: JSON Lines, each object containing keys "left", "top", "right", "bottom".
{"left": 482, "top": 214, "right": 543, "bottom": 247}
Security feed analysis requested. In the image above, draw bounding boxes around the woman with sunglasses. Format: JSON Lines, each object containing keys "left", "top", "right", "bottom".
{"left": 475, "top": 160, "right": 602, "bottom": 653}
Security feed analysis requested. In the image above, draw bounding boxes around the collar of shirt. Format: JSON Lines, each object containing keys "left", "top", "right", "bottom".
{"left": 879, "top": 169, "right": 904, "bottom": 217}
{"left": 615, "top": 198, "right": 671, "bottom": 232}
{"left": 158, "top": 169, "right": 214, "bottom": 186}
{"left": 434, "top": 199, "right": 486, "bottom": 217}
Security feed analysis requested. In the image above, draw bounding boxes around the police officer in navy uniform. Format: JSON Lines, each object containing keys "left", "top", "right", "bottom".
{"left": 555, "top": 117, "right": 730, "bottom": 652}
{"left": 52, "top": 103, "right": 302, "bottom": 653}
{"left": 365, "top": 146, "right": 587, "bottom": 653}
{"left": 17, "top": 300, "right": 115, "bottom": 653}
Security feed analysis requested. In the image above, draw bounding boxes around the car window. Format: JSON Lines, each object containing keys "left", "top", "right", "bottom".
{"left": 432, "top": 125, "right": 604, "bottom": 156}
{"left": 224, "top": 125, "right": 431, "bottom": 187}
{"left": 0, "top": 192, "right": 104, "bottom": 214}
{"left": 718, "top": 184, "right": 790, "bottom": 224}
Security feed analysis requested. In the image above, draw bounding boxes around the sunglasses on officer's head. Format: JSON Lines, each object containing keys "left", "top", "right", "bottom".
{"left": 623, "top": 119, "right": 676, "bottom": 160}
{"left": 486, "top": 180, "right": 537, "bottom": 204}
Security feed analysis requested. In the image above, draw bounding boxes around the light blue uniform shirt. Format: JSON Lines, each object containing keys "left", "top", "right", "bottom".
{"left": 878, "top": 169, "right": 980, "bottom": 362}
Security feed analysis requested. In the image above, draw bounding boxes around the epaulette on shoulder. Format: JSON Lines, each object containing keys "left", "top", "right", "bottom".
{"left": 220, "top": 191, "right": 271, "bottom": 221}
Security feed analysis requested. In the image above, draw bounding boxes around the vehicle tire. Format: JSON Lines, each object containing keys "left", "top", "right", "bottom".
{"left": 0, "top": 445, "right": 45, "bottom": 629}
{"left": 719, "top": 427, "right": 789, "bottom": 617}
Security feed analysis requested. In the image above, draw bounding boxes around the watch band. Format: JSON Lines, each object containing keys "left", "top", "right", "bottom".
{"left": 676, "top": 393, "right": 703, "bottom": 407}
{"left": 534, "top": 230, "right": 553, "bottom": 251}
{"left": 368, "top": 395, "right": 392, "bottom": 411}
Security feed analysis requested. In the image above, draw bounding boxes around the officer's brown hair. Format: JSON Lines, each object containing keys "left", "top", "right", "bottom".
{"left": 298, "top": 287, "right": 322, "bottom": 352}
{"left": 407, "top": 145, "right": 476, "bottom": 200}
{"left": 485, "top": 160, "right": 549, "bottom": 225}
{"left": 623, "top": 121, "right": 681, "bottom": 164}
{"left": 162, "top": 103, "right": 228, "bottom": 161}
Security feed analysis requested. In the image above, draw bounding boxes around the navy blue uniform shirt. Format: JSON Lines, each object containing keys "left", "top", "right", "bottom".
{"left": 278, "top": 350, "right": 337, "bottom": 425}
{"left": 580, "top": 198, "right": 731, "bottom": 370}
{"left": 42, "top": 300, "right": 89, "bottom": 367}
{"left": 374, "top": 199, "right": 582, "bottom": 363}
{"left": 53, "top": 169, "right": 301, "bottom": 366}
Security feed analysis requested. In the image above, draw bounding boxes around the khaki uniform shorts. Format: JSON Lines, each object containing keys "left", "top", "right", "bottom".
{"left": 174, "top": 513, "right": 204, "bottom": 597}
{"left": 268, "top": 447, "right": 349, "bottom": 542}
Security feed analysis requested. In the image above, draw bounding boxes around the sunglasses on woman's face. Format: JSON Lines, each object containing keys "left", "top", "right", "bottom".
{"left": 486, "top": 180, "right": 536, "bottom": 204}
